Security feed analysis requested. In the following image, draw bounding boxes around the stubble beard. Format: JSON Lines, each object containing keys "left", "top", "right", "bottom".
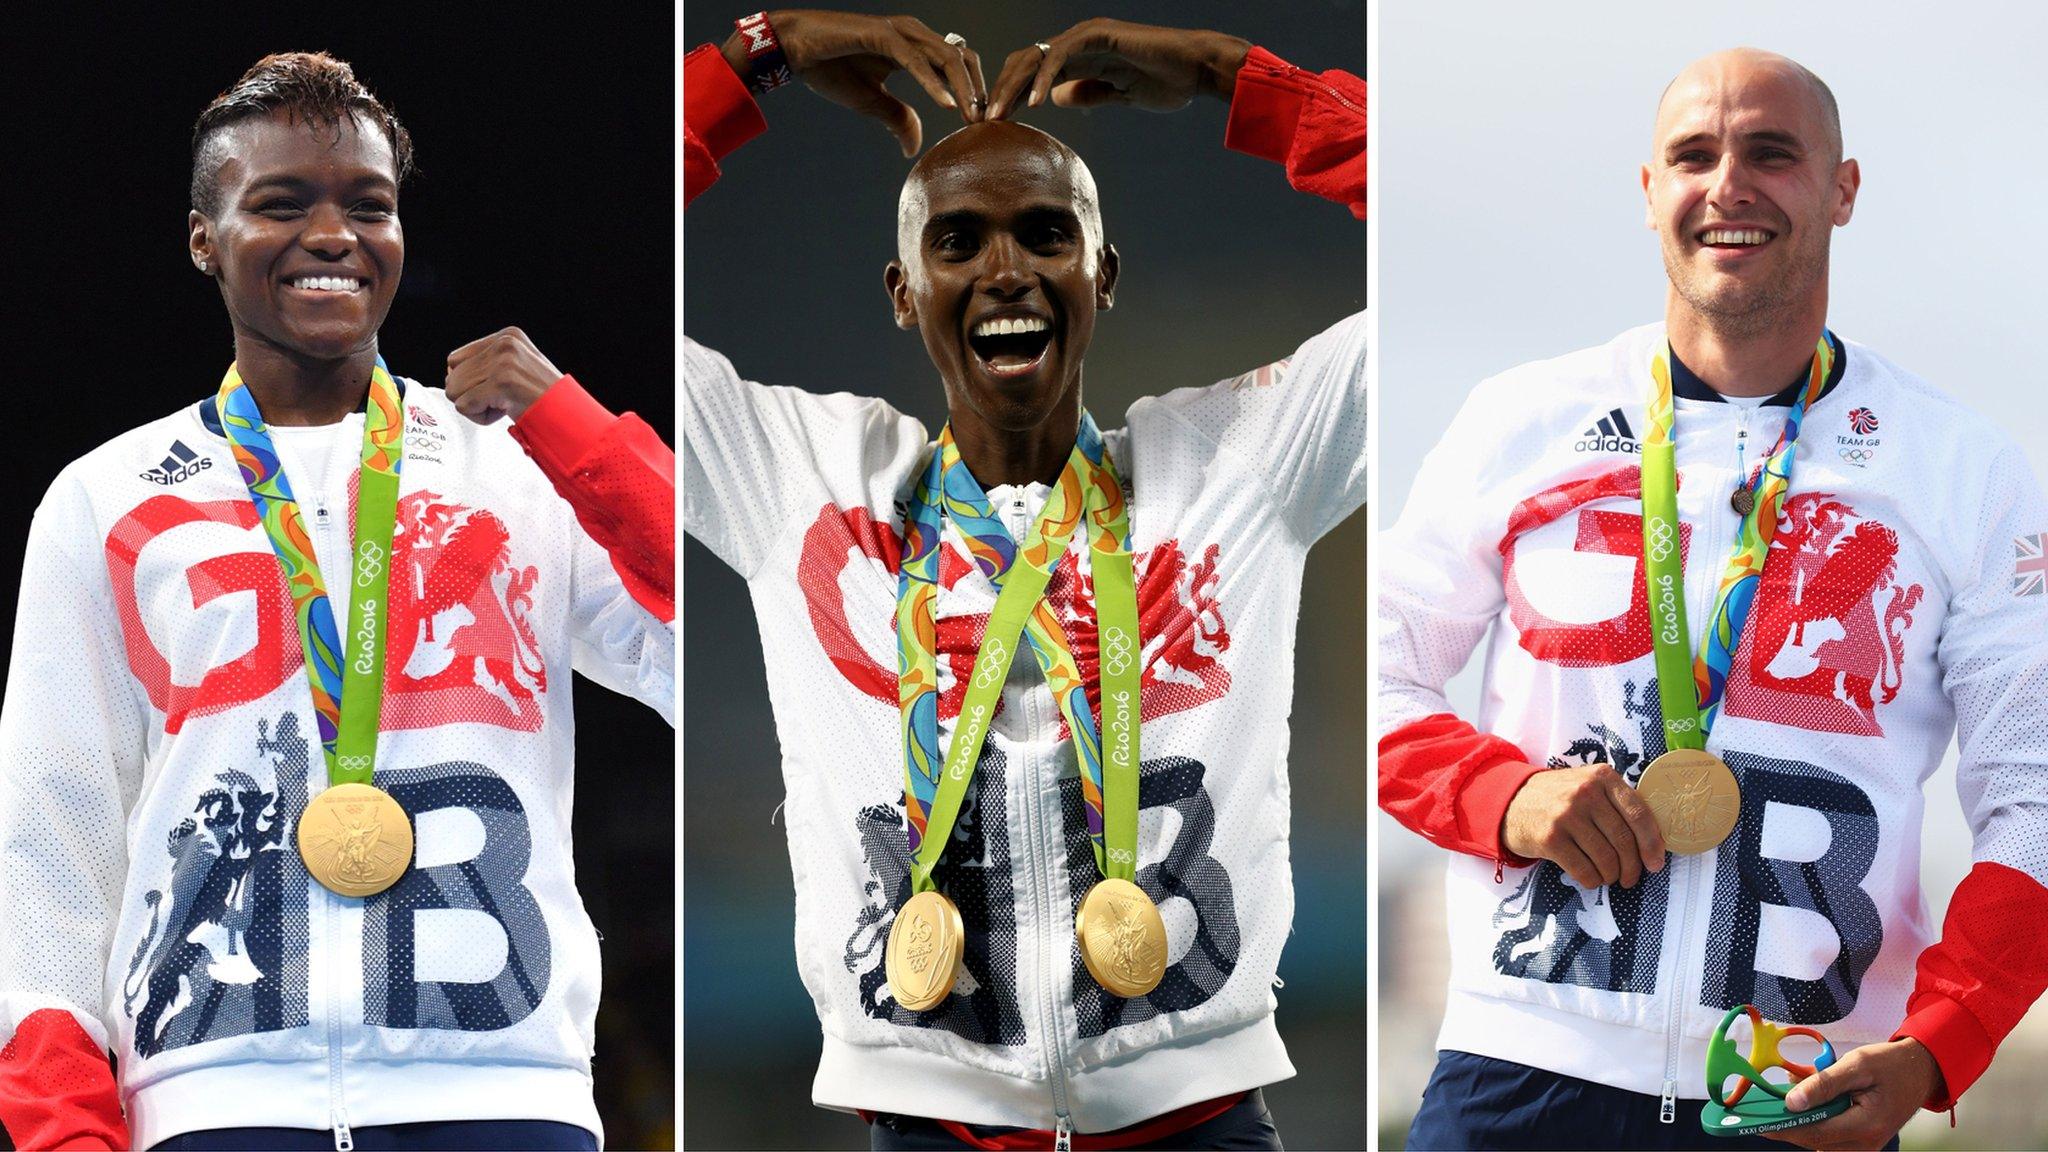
{"left": 1665, "top": 228, "right": 1830, "bottom": 341}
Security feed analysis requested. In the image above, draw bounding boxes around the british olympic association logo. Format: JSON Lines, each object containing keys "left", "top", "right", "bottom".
{"left": 973, "top": 638, "right": 1009, "bottom": 689}
{"left": 1647, "top": 517, "right": 1676, "bottom": 562}
{"left": 1103, "top": 628, "right": 1134, "bottom": 677}
{"left": 1847, "top": 407, "right": 1880, "bottom": 435}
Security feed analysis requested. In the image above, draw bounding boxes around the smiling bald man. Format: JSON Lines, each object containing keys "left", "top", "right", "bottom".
{"left": 1379, "top": 47, "right": 2048, "bottom": 1152}
{"left": 684, "top": 9, "right": 1363, "bottom": 1150}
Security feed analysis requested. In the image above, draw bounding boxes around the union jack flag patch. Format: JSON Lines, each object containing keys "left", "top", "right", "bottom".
{"left": 2017, "top": 533, "right": 2048, "bottom": 596}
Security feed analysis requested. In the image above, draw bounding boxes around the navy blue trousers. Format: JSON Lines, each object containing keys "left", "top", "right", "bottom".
{"left": 149, "top": 1120, "right": 597, "bottom": 1151}
{"left": 869, "top": 1089, "right": 1282, "bottom": 1150}
{"left": 1406, "top": 1051, "right": 1897, "bottom": 1151}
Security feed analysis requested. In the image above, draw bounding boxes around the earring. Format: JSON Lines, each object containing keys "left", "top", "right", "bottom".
{"left": 198, "top": 259, "right": 209, "bottom": 274}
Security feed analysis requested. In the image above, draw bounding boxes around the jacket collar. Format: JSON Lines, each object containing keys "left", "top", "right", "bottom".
{"left": 196, "top": 374, "right": 408, "bottom": 436}
{"left": 1667, "top": 332, "right": 1846, "bottom": 407}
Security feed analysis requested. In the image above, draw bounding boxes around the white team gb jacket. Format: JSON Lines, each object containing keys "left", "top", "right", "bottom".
{"left": 684, "top": 311, "right": 1367, "bottom": 1133}
{"left": 0, "top": 381, "right": 673, "bottom": 1148}
{"left": 1378, "top": 324, "right": 2048, "bottom": 1106}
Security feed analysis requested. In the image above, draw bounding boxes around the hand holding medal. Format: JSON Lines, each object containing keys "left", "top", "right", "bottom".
{"left": 218, "top": 360, "right": 411, "bottom": 897}
{"left": 1634, "top": 335, "right": 1834, "bottom": 855}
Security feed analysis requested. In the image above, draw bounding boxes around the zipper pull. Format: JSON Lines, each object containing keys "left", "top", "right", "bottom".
{"left": 1659, "top": 1079, "right": 1677, "bottom": 1125}
{"left": 331, "top": 1107, "right": 355, "bottom": 1151}
{"left": 1054, "top": 1115, "right": 1073, "bottom": 1151}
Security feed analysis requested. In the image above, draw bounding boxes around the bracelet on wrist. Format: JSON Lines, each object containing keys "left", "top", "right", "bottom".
{"left": 733, "top": 11, "right": 793, "bottom": 94}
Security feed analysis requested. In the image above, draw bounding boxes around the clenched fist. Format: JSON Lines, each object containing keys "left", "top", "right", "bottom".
{"left": 445, "top": 327, "right": 561, "bottom": 425}
{"left": 1502, "top": 765, "right": 1667, "bottom": 891}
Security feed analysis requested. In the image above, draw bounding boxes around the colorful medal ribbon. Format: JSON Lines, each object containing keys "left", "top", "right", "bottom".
{"left": 217, "top": 360, "right": 405, "bottom": 784}
{"left": 896, "top": 412, "right": 1140, "bottom": 892}
{"left": 1641, "top": 334, "right": 1832, "bottom": 747}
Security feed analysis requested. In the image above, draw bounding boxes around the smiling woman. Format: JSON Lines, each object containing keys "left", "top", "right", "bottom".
{"left": 189, "top": 55, "right": 408, "bottom": 424}
{"left": 0, "top": 45, "right": 676, "bottom": 1152}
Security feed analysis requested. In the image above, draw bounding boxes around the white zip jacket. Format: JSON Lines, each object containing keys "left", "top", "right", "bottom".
{"left": 1377, "top": 324, "right": 2048, "bottom": 1111}
{"left": 0, "top": 379, "right": 674, "bottom": 1149}
{"left": 683, "top": 311, "right": 1366, "bottom": 1133}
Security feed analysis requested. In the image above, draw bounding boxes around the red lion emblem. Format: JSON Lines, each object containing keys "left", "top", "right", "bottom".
{"left": 797, "top": 503, "right": 1231, "bottom": 732}
{"left": 1722, "top": 493, "right": 1923, "bottom": 736}
{"left": 382, "top": 489, "right": 548, "bottom": 731}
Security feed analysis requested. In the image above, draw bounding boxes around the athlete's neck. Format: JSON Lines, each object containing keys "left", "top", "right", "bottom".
{"left": 230, "top": 330, "right": 377, "bottom": 426}
{"left": 1665, "top": 287, "right": 1827, "bottom": 399}
{"left": 948, "top": 397, "right": 1082, "bottom": 489}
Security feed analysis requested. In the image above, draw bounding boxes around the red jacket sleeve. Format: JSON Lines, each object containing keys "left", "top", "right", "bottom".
{"left": 1890, "top": 861, "right": 2048, "bottom": 1110}
{"left": 0, "top": 1009, "right": 126, "bottom": 1151}
{"left": 510, "top": 375, "right": 675, "bottom": 623}
{"left": 684, "top": 43, "right": 768, "bottom": 206}
{"left": 1378, "top": 713, "right": 1541, "bottom": 865}
{"left": 1224, "top": 46, "right": 1367, "bottom": 219}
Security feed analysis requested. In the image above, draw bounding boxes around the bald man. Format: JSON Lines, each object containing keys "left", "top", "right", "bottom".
{"left": 1379, "top": 48, "right": 2048, "bottom": 1150}
{"left": 684, "top": 10, "right": 1363, "bottom": 1149}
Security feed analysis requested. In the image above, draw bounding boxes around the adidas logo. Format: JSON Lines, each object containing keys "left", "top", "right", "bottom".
{"left": 1574, "top": 408, "right": 1641, "bottom": 454}
{"left": 139, "top": 440, "right": 213, "bottom": 485}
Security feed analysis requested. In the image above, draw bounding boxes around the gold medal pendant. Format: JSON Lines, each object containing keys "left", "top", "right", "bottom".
{"left": 1076, "top": 878, "right": 1168, "bottom": 998}
{"left": 298, "top": 782, "right": 414, "bottom": 897}
{"left": 1637, "top": 749, "right": 1742, "bottom": 855}
{"left": 886, "top": 889, "right": 964, "bottom": 1012}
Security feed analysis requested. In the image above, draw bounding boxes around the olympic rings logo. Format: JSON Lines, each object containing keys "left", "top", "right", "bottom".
{"left": 1666, "top": 717, "right": 1697, "bottom": 732}
{"left": 1103, "top": 628, "right": 1134, "bottom": 677}
{"left": 1646, "top": 517, "right": 1676, "bottom": 562}
{"left": 973, "top": 639, "right": 1009, "bottom": 689}
{"left": 338, "top": 755, "right": 373, "bottom": 771}
{"left": 354, "top": 540, "right": 386, "bottom": 587}
{"left": 1839, "top": 447, "right": 1875, "bottom": 464}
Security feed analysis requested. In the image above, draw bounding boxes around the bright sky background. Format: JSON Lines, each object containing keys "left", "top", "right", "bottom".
{"left": 1376, "top": 0, "right": 2048, "bottom": 905}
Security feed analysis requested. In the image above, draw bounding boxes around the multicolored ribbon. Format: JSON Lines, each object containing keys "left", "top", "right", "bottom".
{"left": 1641, "top": 334, "right": 1832, "bottom": 746}
{"left": 217, "top": 360, "right": 405, "bottom": 784}
{"left": 896, "top": 413, "right": 1139, "bottom": 892}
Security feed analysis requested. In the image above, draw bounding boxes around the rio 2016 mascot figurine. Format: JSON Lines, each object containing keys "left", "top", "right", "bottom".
{"left": 1702, "top": 1004, "right": 1850, "bottom": 1137}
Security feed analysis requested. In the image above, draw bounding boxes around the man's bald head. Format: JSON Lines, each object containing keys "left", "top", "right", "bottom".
{"left": 1657, "top": 48, "right": 1842, "bottom": 166}
{"left": 896, "top": 121, "right": 1105, "bottom": 269}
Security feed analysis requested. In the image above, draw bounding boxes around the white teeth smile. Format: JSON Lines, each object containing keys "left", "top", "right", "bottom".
{"left": 971, "top": 315, "right": 1049, "bottom": 337}
{"left": 289, "top": 275, "right": 365, "bottom": 292}
{"left": 1700, "top": 229, "right": 1771, "bottom": 247}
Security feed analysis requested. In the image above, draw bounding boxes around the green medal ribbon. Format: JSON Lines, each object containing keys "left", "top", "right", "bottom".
{"left": 1641, "top": 335, "right": 1832, "bottom": 749}
{"left": 896, "top": 413, "right": 1139, "bottom": 893}
{"left": 216, "top": 360, "right": 405, "bottom": 784}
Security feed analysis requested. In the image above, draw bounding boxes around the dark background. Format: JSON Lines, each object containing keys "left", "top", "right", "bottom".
{"left": 0, "top": 6, "right": 674, "bottom": 1149}
{"left": 682, "top": 1, "right": 1365, "bottom": 1147}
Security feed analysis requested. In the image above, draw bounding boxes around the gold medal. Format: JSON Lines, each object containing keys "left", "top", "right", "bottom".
{"left": 886, "top": 889, "right": 964, "bottom": 1012}
{"left": 1076, "top": 878, "right": 1167, "bottom": 998}
{"left": 1637, "top": 749, "right": 1742, "bottom": 854}
{"left": 297, "top": 782, "right": 413, "bottom": 897}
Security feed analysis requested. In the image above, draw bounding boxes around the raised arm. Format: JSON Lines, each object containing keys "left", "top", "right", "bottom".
{"left": 685, "top": 9, "right": 988, "bottom": 204}
{"left": 984, "top": 18, "right": 1366, "bottom": 217}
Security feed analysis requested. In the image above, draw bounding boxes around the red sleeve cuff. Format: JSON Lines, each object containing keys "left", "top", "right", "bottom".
{"left": 511, "top": 374, "right": 613, "bottom": 475}
{"left": 1461, "top": 757, "right": 1546, "bottom": 866}
{"left": 1224, "top": 46, "right": 1303, "bottom": 166}
{"left": 1377, "top": 713, "right": 1542, "bottom": 864}
{"left": 0, "top": 1009, "right": 127, "bottom": 1150}
{"left": 684, "top": 42, "right": 766, "bottom": 162}
{"left": 1893, "top": 994, "right": 1991, "bottom": 1111}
